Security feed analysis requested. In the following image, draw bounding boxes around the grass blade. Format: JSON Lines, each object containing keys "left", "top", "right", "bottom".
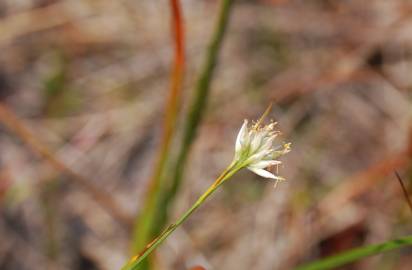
{"left": 295, "top": 235, "right": 412, "bottom": 270}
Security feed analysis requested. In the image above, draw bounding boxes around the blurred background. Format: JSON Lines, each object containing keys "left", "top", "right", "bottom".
{"left": 0, "top": 0, "right": 411, "bottom": 269}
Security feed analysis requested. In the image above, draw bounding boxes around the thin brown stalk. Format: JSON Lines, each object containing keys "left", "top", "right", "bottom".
{"left": 394, "top": 171, "right": 412, "bottom": 214}
{"left": 145, "top": 0, "right": 185, "bottom": 200}
{"left": 0, "top": 102, "right": 133, "bottom": 227}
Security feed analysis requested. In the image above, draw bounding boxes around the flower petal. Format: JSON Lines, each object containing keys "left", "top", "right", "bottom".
{"left": 249, "top": 160, "right": 281, "bottom": 170}
{"left": 250, "top": 131, "right": 267, "bottom": 153}
{"left": 246, "top": 149, "right": 272, "bottom": 164}
{"left": 235, "top": 120, "right": 248, "bottom": 153}
{"left": 247, "top": 167, "right": 284, "bottom": 180}
{"left": 259, "top": 135, "right": 275, "bottom": 152}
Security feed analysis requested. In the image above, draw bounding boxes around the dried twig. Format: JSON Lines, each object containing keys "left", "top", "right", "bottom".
{"left": 394, "top": 171, "right": 412, "bottom": 214}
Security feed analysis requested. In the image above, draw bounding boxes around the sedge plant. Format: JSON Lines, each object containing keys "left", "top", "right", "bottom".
{"left": 131, "top": 0, "right": 234, "bottom": 268}
{"left": 121, "top": 106, "right": 291, "bottom": 270}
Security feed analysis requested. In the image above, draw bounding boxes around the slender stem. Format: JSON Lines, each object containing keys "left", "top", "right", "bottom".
{"left": 394, "top": 171, "right": 412, "bottom": 213}
{"left": 122, "top": 164, "right": 240, "bottom": 270}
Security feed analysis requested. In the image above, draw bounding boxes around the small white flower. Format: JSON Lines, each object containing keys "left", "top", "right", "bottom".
{"left": 233, "top": 119, "right": 290, "bottom": 182}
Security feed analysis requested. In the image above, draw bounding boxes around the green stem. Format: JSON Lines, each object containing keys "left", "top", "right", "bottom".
{"left": 295, "top": 235, "right": 412, "bottom": 270}
{"left": 121, "top": 164, "right": 239, "bottom": 270}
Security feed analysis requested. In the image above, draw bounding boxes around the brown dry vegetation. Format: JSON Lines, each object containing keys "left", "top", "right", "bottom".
{"left": 0, "top": 1, "right": 411, "bottom": 270}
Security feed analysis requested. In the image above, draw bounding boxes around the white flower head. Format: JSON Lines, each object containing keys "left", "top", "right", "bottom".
{"left": 233, "top": 117, "right": 290, "bottom": 184}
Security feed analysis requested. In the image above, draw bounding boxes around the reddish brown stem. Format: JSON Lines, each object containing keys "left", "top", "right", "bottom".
{"left": 394, "top": 171, "right": 412, "bottom": 214}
